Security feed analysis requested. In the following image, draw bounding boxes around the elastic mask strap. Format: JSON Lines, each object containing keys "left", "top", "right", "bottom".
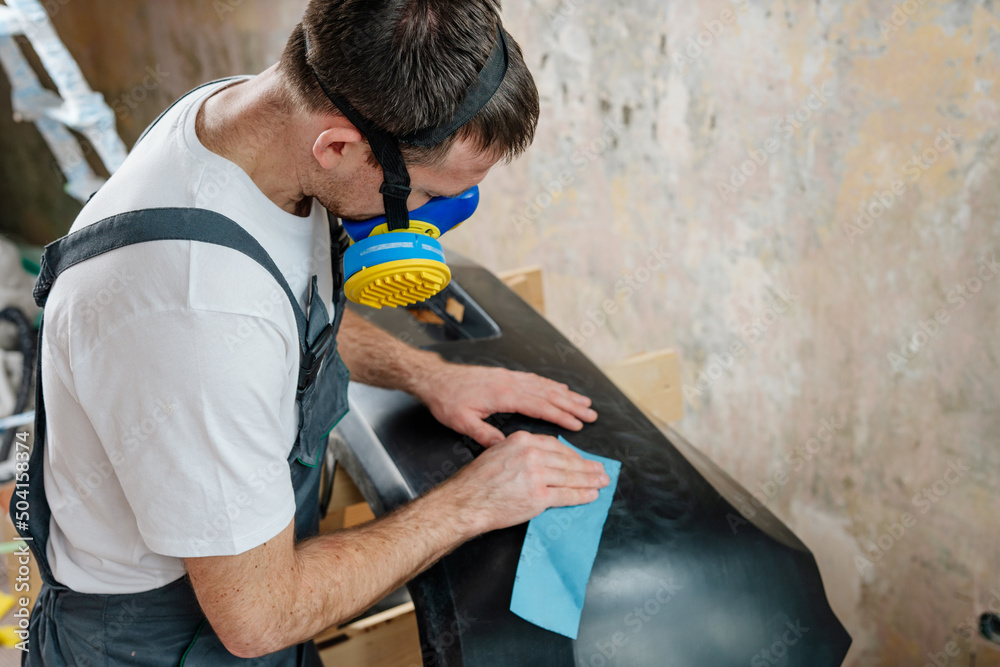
{"left": 304, "top": 25, "right": 509, "bottom": 232}
{"left": 305, "top": 49, "right": 412, "bottom": 230}
{"left": 400, "top": 27, "right": 509, "bottom": 148}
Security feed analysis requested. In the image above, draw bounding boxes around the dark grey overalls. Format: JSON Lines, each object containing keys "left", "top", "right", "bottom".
{"left": 12, "top": 205, "right": 351, "bottom": 665}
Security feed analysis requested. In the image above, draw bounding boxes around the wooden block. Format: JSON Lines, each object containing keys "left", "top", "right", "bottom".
{"left": 318, "top": 465, "right": 373, "bottom": 534}
{"left": 603, "top": 349, "right": 684, "bottom": 423}
{"left": 407, "top": 309, "right": 446, "bottom": 326}
{"left": 317, "top": 604, "right": 421, "bottom": 667}
{"left": 496, "top": 265, "right": 545, "bottom": 315}
{"left": 329, "top": 464, "right": 366, "bottom": 510}
{"left": 315, "top": 601, "right": 416, "bottom": 645}
{"left": 343, "top": 502, "right": 375, "bottom": 527}
{"left": 319, "top": 501, "right": 376, "bottom": 534}
{"left": 445, "top": 296, "right": 465, "bottom": 323}
{"left": 318, "top": 508, "right": 344, "bottom": 535}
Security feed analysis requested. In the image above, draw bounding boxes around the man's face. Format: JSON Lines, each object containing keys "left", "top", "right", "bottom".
{"left": 314, "top": 136, "right": 499, "bottom": 221}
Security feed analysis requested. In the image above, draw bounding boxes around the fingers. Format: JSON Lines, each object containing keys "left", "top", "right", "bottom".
{"left": 542, "top": 466, "right": 610, "bottom": 491}
{"left": 503, "top": 431, "right": 577, "bottom": 456}
{"left": 501, "top": 373, "right": 598, "bottom": 428}
{"left": 536, "top": 379, "right": 596, "bottom": 417}
{"left": 460, "top": 414, "right": 505, "bottom": 447}
{"left": 503, "top": 432, "right": 607, "bottom": 479}
{"left": 538, "top": 391, "right": 598, "bottom": 427}
{"left": 456, "top": 430, "right": 612, "bottom": 532}
{"left": 511, "top": 400, "right": 587, "bottom": 431}
{"left": 543, "top": 486, "right": 601, "bottom": 508}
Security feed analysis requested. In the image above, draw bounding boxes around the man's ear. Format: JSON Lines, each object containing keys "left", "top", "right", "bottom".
{"left": 312, "top": 124, "right": 364, "bottom": 170}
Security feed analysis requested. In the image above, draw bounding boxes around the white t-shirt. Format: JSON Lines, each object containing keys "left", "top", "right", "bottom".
{"left": 41, "top": 77, "right": 336, "bottom": 594}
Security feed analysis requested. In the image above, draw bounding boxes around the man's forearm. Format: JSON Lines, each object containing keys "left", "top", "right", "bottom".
{"left": 187, "top": 433, "right": 608, "bottom": 659}
{"left": 285, "top": 482, "right": 479, "bottom": 647}
{"left": 195, "top": 480, "right": 480, "bottom": 658}
{"left": 337, "top": 308, "right": 441, "bottom": 396}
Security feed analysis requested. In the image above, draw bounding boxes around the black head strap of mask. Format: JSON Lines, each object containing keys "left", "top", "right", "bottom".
{"left": 305, "top": 25, "right": 509, "bottom": 231}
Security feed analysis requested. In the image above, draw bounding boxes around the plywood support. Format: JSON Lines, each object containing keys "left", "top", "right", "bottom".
{"left": 603, "top": 349, "right": 684, "bottom": 423}
{"left": 497, "top": 265, "right": 545, "bottom": 315}
{"left": 319, "top": 465, "right": 375, "bottom": 534}
{"left": 317, "top": 603, "right": 421, "bottom": 667}
{"left": 315, "top": 464, "right": 413, "bottom": 667}
{"left": 329, "top": 464, "right": 366, "bottom": 509}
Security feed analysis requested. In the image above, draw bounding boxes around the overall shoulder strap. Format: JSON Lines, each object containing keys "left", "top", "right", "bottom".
{"left": 34, "top": 207, "right": 308, "bottom": 339}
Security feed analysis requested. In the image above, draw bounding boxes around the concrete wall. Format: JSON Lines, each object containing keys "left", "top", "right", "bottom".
{"left": 2, "top": 0, "right": 998, "bottom": 663}
{"left": 457, "top": 1, "right": 1000, "bottom": 664}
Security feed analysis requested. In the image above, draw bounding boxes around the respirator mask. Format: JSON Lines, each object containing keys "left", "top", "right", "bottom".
{"left": 305, "top": 26, "right": 509, "bottom": 309}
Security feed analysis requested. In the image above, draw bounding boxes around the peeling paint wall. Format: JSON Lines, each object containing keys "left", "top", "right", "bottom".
{"left": 1, "top": 0, "right": 998, "bottom": 663}
{"left": 450, "top": 1, "right": 1000, "bottom": 664}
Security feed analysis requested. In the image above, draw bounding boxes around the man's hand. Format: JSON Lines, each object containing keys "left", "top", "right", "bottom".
{"left": 411, "top": 360, "right": 598, "bottom": 446}
{"left": 444, "top": 430, "right": 610, "bottom": 532}
{"left": 185, "top": 432, "right": 607, "bottom": 658}
{"left": 337, "top": 309, "right": 598, "bottom": 445}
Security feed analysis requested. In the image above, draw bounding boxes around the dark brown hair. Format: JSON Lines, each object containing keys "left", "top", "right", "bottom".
{"left": 279, "top": 0, "right": 539, "bottom": 166}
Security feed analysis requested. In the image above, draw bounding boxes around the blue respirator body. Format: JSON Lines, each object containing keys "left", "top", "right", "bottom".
{"left": 340, "top": 186, "right": 479, "bottom": 308}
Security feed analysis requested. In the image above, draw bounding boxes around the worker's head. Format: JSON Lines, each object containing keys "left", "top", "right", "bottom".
{"left": 278, "top": 0, "right": 539, "bottom": 220}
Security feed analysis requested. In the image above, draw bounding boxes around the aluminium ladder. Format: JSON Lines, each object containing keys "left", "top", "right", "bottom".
{"left": 0, "top": 0, "right": 127, "bottom": 201}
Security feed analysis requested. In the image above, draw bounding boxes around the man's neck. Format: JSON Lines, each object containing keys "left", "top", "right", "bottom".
{"left": 196, "top": 66, "right": 312, "bottom": 217}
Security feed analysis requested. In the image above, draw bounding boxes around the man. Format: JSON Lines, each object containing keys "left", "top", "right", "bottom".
{"left": 17, "top": 0, "right": 609, "bottom": 664}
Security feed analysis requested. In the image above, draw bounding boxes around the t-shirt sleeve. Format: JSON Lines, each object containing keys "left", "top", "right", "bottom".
{"left": 71, "top": 306, "right": 299, "bottom": 558}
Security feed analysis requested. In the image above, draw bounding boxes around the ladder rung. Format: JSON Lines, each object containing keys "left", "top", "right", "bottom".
{"left": 0, "top": 7, "right": 24, "bottom": 37}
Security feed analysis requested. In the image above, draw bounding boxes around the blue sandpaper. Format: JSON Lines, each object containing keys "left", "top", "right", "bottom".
{"left": 509, "top": 436, "right": 621, "bottom": 639}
